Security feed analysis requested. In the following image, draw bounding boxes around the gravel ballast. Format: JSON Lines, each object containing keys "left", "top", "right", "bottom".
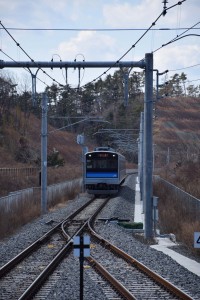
{"left": 0, "top": 174, "right": 200, "bottom": 299}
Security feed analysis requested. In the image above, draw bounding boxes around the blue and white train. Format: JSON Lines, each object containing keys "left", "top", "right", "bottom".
{"left": 84, "top": 147, "right": 126, "bottom": 195}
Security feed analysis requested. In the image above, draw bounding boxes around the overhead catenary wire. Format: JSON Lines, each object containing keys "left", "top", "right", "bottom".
{"left": 169, "top": 63, "right": 200, "bottom": 72}
{"left": 157, "top": 62, "right": 200, "bottom": 85}
{"left": 153, "top": 21, "right": 200, "bottom": 53}
{"left": 187, "top": 78, "right": 200, "bottom": 83}
{"left": 1, "top": 27, "right": 199, "bottom": 31}
{"left": 0, "top": 48, "right": 49, "bottom": 88}
{"left": 156, "top": 40, "right": 200, "bottom": 83}
{"left": 0, "top": 20, "right": 65, "bottom": 88}
{"left": 151, "top": 18, "right": 200, "bottom": 87}
{"left": 94, "top": 129, "right": 139, "bottom": 153}
{"left": 79, "top": 0, "right": 186, "bottom": 89}
{"left": 0, "top": 0, "right": 188, "bottom": 91}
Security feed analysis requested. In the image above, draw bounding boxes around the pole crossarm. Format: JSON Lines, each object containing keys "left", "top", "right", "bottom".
{"left": 0, "top": 60, "right": 146, "bottom": 69}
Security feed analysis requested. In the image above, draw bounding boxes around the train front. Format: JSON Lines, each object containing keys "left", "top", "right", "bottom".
{"left": 84, "top": 151, "right": 120, "bottom": 195}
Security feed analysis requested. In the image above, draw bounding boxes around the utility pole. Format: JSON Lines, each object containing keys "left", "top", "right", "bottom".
{"left": 143, "top": 53, "right": 153, "bottom": 239}
{"left": 139, "top": 112, "right": 144, "bottom": 202}
{"left": 167, "top": 147, "right": 170, "bottom": 164}
{"left": 41, "top": 93, "right": 48, "bottom": 214}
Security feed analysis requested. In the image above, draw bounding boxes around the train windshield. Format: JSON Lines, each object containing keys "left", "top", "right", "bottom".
{"left": 86, "top": 152, "right": 118, "bottom": 178}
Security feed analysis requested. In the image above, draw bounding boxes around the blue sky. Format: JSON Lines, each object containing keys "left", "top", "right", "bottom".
{"left": 0, "top": 0, "right": 200, "bottom": 92}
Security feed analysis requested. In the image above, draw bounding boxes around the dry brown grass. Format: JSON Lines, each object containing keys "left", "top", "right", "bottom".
{"left": 0, "top": 190, "right": 41, "bottom": 239}
{"left": 48, "top": 180, "right": 82, "bottom": 210}
{"left": 154, "top": 96, "right": 200, "bottom": 167}
{"left": 153, "top": 96, "right": 200, "bottom": 254}
{"left": 0, "top": 180, "right": 82, "bottom": 239}
{"left": 0, "top": 173, "right": 38, "bottom": 197}
{"left": 47, "top": 164, "right": 82, "bottom": 185}
{"left": 157, "top": 161, "right": 200, "bottom": 199}
{"left": 0, "top": 110, "right": 86, "bottom": 239}
{"left": 0, "top": 110, "right": 84, "bottom": 196}
{"left": 153, "top": 176, "right": 200, "bottom": 257}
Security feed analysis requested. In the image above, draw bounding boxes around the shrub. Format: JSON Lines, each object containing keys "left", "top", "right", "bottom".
{"left": 118, "top": 222, "right": 143, "bottom": 229}
{"left": 47, "top": 151, "right": 65, "bottom": 167}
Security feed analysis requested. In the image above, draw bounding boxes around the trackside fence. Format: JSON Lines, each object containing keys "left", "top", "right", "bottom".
{"left": 46, "top": 179, "right": 82, "bottom": 207}
{"left": 1, "top": 187, "right": 40, "bottom": 213}
{"left": 0, "top": 178, "right": 82, "bottom": 214}
{"left": 0, "top": 167, "right": 38, "bottom": 178}
{"left": 154, "top": 175, "right": 200, "bottom": 221}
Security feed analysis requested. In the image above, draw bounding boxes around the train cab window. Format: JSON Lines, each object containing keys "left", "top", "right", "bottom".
{"left": 86, "top": 152, "right": 118, "bottom": 171}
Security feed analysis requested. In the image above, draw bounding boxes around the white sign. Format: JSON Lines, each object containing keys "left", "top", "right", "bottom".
{"left": 82, "top": 146, "right": 88, "bottom": 154}
{"left": 77, "top": 134, "right": 84, "bottom": 145}
{"left": 194, "top": 232, "right": 200, "bottom": 248}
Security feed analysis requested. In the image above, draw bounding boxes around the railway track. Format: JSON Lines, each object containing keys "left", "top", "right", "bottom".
{"left": 0, "top": 196, "right": 109, "bottom": 299}
{"left": 86, "top": 237, "right": 193, "bottom": 300}
{"left": 0, "top": 194, "right": 194, "bottom": 300}
{"left": 86, "top": 204, "right": 193, "bottom": 300}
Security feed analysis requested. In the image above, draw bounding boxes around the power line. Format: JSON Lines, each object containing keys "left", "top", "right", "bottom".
{"left": 153, "top": 21, "right": 200, "bottom": 53}
{"left": 152, "top": 20, "right": 200, "bottom": 80}
{"left": 187, "top": 78, "right": 200, "bottom": 83}
{"left": 0, "top": 48, "right": 48, "bottom": 88}
{"left": 0, "top": 27, "right": 199, "bottom": 31}
{"left": 80, "top": 0, "right": 186, "bottom": 89}
{"left": 169, "top": 63, "right": 200, "bottom": 72}
{"left": 163, "top": 33, "right": 200, "bottom": 45}
{"left": 0, "top": 0, "right": 187, "bottom": 91}
{"left": 0, "top": 20, "right": 64, "bottom": 88}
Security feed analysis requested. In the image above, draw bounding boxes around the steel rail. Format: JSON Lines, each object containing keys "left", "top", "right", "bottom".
{"left": 0, "top": 196, "right": 95, "bottom": 277}
{"left": 18, "top": 241, "right": 73, "bottom": 300}
{"left": 16, "top": 197, "right": 111, "bottom": 299}
{"left": 0, "top": 224, "right": 60, "bottom": 278}
{"left": 87, "top": 256, "right": 136, "bottom": 300}
{"left": 18, "top": 220, "right": 89, "bottom": 300}
{"left": 88, "top": 216, "right": 193, "bottom": 300}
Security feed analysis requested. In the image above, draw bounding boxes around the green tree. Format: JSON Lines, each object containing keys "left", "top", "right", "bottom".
{"left": 160, "top": 72, "right": 187, "bottom": 97}
{"left": 187, "top": 84, "right": 200, "bottom": 98}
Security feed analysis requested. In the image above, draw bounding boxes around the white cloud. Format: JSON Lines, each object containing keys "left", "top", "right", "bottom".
{"left": 154, "top": 44, "right": 200, "bottom": 72}
{"left": 0, "top": 0, "right": 23, "bottom": 11}
{"left": 103, "top": 0, "right": 200, "bottom": 28}
{"left": 1, "top": 0, "right": 199, "bottom": 90}
{"left": 55, "top": 31, "right": 117, "bottom": 60}
{"left": 103, "top": 0, "right": 164, "bottom": 28}
{"left": 42, "top": 0, "right": 67, "bottom": 13}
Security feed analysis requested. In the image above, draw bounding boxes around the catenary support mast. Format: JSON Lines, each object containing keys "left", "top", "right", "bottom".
{"left": 143, "top": 53, "right": 153, "bottom": 239}
{"left": 0, "top": 60, "right": 145, "bottom": 69}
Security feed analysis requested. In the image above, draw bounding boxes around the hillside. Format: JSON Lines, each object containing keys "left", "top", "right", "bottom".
{"left": 153, "top": 96, "right": 200, "bottom": 254}
{"left": 1, "top": 69, "right": 200, "bottom": 199}
{"left": 1, "top": 95, "right": 200, "bottom": 194}
{"left": 154, "top": 96, "right": 200, "bottom": 168}
{"left": 0, "top": 112, "right": 85, "bottom": 196}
